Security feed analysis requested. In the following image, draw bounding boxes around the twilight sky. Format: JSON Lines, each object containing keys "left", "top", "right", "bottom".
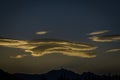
{"left": 0, "top": 0, "right": 120, "bottom": 74}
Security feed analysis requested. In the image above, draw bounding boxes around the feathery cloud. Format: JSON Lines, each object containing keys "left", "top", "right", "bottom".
{"left": 88, "top": 30, "right": 109, "bottom": 35}
{"left": 10, "top": 54, "right": 27, "bottom": 59}
{"left": 89, "top": 35, "right": 120, "bottom": 42}
{"left": 0, "top": 38, "right": 97, "bottom": 58}
{"left": 36, "top": 31, "right": 48, "bottom": 35}
{"left": 106, "top": 48, "right": 120, "bottom": 53}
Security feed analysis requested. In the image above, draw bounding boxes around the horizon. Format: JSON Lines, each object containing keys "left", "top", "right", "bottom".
{"left": 1, "top": 68, "right": 120, "bottom": 75}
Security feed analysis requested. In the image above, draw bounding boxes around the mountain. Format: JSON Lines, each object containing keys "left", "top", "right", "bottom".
{"left": 0, "top": 68, "right": 120, "bottom": 80}
{"left": 15, "top": 68, "right": 79, "bottom": 80}
{"left": 44, "top": 68, "right": 79, "bottom": 80}
{"left": 0, "top": 69, "right": 22, "bottom": 80}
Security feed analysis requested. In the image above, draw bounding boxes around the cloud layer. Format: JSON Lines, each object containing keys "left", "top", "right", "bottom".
{"left": 89, "top": 35, "right": 120, "bottom": 42}
{"left": 0, "top": 38, "right": 97, "bottom": 58}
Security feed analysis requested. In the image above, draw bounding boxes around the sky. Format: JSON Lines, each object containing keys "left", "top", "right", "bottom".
{"left": 0, "top": 0, "right": 120, "bottom": 74}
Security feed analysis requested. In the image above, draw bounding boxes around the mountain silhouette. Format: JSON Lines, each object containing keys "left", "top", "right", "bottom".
{"left": 44, "top": 68, "right": 79, "bottom": 80}
{"left": 0, "top": 69, "right": 22, "bottom": 80}
{"left": 0, "top": 68, "right": 120, "bottom": 80}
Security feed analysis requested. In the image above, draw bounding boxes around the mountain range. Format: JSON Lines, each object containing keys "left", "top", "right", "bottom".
{"left": 0, "top": 68, "right": 120, "bottom": 80}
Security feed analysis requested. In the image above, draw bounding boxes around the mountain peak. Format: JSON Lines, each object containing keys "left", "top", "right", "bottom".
{"left": 57, "top": 68, "right": 69, "bottom": 72}
{"left": 47, "top": 68, "right": 73, "bottom": 74}
{"left": 60, "top": 68, "right": 67, "bottom": 70}
{"left": 45, "top": 68, "right": 79, "bottom": 80}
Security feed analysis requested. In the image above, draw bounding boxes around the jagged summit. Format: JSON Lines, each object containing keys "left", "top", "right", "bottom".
{"left": 48, "top": 68, "right": 71, "bottom": 72}
{"left": 46, "top": 68, "right": 78, "bottom": 75}
{"left": 45, "top": 68, "right": 79, "bottom": 80}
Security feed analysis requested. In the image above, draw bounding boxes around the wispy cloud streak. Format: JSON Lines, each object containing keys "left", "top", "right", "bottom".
{"left": 89, "top": 35, "right": 120, "bottom": 42}
{"left": 106, "top": 48, "right": 120, "bottom": 53}
{"left": 10, "top": 54, "right": 27, "bottom": 59}
{"left": 36, "top": 31, "right": 48, "bottom": 35}
{"left": 88, "top": 30, "right": 109, "bottom": 35}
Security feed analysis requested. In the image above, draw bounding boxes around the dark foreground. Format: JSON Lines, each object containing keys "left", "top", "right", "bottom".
{"left": 0, "top": 69, "right": 120, "bottom": 80}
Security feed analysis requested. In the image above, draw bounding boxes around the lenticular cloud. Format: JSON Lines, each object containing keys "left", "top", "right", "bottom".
{"left": 0, "top": 38, "right": 97, "bottom": 58}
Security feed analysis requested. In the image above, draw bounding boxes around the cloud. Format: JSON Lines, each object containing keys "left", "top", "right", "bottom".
{"left": 89, "top": 35, "right": 120, "bottom": 42}
{"left": 10, "top": 54, "right": 27, "bottom": 59}
{"left": 0, "top": 38, "right": 97, "bottom": 58}
{"left": 88, "top": 30, "right": 109, "bottom": 35}
{"left": 36, "top": 31, "right": 48, "bottom": 35}
{"left": 106, "top": 48, "right": 120, "bottom": 53}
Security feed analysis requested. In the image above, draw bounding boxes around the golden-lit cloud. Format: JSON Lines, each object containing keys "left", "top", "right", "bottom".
{"left": 10, "top": 54, "right": 27, "bottom": 59}
{"left": 89, "top": 35, "right": 120, "bottom": 42}
{"left": 88, "top": 30, "right": 109, "bottom": 35}
{"left": 0, "top": 38, "right": 97, "bottom": 58}
{"left": 36, "top": 31, "right": 48, "bottom": 35}
{"left": 106, "top": 48, "right": 120, "bottom": 53}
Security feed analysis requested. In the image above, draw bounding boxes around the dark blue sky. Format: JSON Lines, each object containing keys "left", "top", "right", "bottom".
{"left": 1, "top": 0, "right": 120, "bottom": 39}
{"left": 0, "top": 0, "right": 120, "bottom": 74}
